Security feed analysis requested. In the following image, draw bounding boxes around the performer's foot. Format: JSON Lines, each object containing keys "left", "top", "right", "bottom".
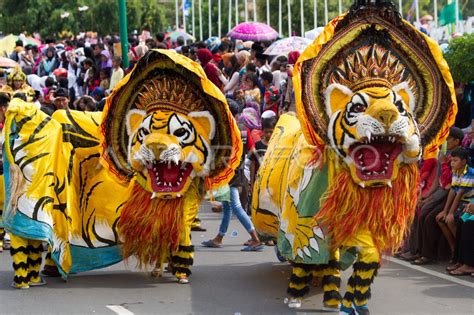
{"left": 354, "top": 304, "right": 370, "bottom": 315}
{"left": 151, "top": 268, "right": 162, "bottom": 278}
{"left": 322, "top": 302, "right": 340, "bottom": 312}
{"left": 11, "top": 282, "right": 29, "bottom": 289}
{"left": 177, "top": 276, "right": 189, "bottom": 284}
{"left": 41, "top": 265, "right": 61, "bottom": 277}
{"left": 287, "top": 297, "right": 302, "bottom": 309}
{"left": 29, "top": 278, "right": 47, "bottom": 287}
{"left": 339, "top": 305, "right": 355, "bottom": 315}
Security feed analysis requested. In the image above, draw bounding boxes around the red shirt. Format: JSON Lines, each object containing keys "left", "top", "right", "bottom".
{"left": 439, "top": 155, "right": 452, "bottom": 189}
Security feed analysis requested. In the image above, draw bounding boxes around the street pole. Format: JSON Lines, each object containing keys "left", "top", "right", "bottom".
{"left": 455, "top": 0, "right": 459, "bottom": 31}
{"left": 229, "top": 0, "right": 233, "bottom": 32}
{"left": 244, "top": 0, "right": 248, "bottom": 22}
{"left": 324, "top": 0, "right": 328, "bottom": 25}
{"left": 415, "top": 0, "right": 419, "bottom": 25}
{"left": 236, "top": 0, "right": 239, "bottom": 26}
{"left": 218, "top": 0, "right": 221, "bottom": 38}
{"left": 266, "top": 0, "right": 269, "bottom": 25}
{"left": 199, "top": 0, "right": 203, "bottom": 40}
{"left": 338, "top": 0, "right": 342, "bottom": 15}
{"left": 278, "top": 0, "right": 282, "bottom": 35}
{"left": 434, "top": 0, "right": 437, "bottom": 27}
{"left": 209, "top": 0, "right": 212, "bottom": 38}
{"left": 399, "top": 0, "right": 402, "bottom": 15}
{"left": 192, "top": 0, "right": 196, "bottom": 37}
{"left": 175, "top": 0, "right": 179, "bottom": 29}
{"left": 300, "top": 0, "right": 304, "bottom": 36}
{"left": 288, "top": 0, "right": 291, "bottom": 37}
{"left": 118, "top": 0, "right": 129, "bottom": 68}
{"left": 254, "top": 0, "right": 258, "bottom": 22}
{"left": 314, "top": 0, "right": 317, "bottom": 29}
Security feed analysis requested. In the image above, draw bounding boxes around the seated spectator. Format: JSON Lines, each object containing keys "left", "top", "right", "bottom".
{"left": 448, "top": 202, "right": 474, "bottom": 276}
{"left": 437, "top": 147, "right": 474, "bottom": 254}
{"left": 261, "top": 72, "right": 280, "bottom": 115}
{"left": 403, "top": 127, "right": 464, "bottom": 265}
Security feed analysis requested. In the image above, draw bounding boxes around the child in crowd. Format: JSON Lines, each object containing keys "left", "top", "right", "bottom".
{"left": 261, "top": 71, "right": 280, "bottom": 115}
{"left": 109, "top": 56, "right": 124, "bottom": 91}
{"left": 436, "top": 147, "right": 474, "bottom": 255}
{"left": 99, "top": 68, "right": 110, "bottom": 90}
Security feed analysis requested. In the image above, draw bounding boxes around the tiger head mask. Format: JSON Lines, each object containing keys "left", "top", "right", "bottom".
{"left": 324, "top": 45, "right": 421, "bottom": 187}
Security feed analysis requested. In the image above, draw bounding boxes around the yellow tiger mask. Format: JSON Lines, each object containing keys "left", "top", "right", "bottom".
{"left": 326, "top": 83, "right": 420, "bottom": 187}
{"left": 127, "top": 110, "right": 216, "bottom": 199}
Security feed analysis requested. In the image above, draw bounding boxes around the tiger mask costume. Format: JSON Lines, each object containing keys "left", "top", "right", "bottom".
{"left": 127, "top": 109, "right": 215, "bottom": 199}
{"left": 326, "top": 81, "right": 420, "bottom": 188}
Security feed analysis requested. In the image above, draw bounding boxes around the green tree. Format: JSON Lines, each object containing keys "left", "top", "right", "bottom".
{"left": 444, "top": 33, "right": 474, "bottom": 83}
{"left": 0, "top": 0, "right": 168, "bottom": 38}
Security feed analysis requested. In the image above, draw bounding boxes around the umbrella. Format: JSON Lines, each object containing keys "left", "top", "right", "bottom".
{"left": 0, "top": 57, "right": 18, "bottom": 68}
{"left": 305, "top": 27, "right": 325, "bottom": 41}
{"left": 205, "top": 36, "right": 221, "bottom": 52}
{"left": 228, "top": 22, "right": 279, "bottom": 41}
{"left": 0, "top": 34, "right": 41, "bottom": 56}
{"left": 167, "top": 29, "right": 195, "bottom": 42}
{"left": 264, "top": 37, "right": 313, "bottom": 56}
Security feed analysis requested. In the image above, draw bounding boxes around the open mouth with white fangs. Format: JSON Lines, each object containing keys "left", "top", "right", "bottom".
{"left": 147, "top": 160, "right": 193, "bottom": 195}
{"left": 349, "top": 135, "right": 403, "bottom": 186}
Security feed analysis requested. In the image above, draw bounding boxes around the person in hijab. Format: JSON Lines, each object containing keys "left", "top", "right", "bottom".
{"left": 38, "top": 47, "right": 58, "bottom": 77}
{"left": 282, "top": 50, "right": 301, "bottom": 112}
{"left": 100, "top": 50, "right": 112, "bottom": 70}
{"left": 197, "top": 48, "right": 226, "bottom": 91}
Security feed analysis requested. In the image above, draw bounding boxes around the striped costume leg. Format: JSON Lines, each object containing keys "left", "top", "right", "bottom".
{"left": 287, "top": 263, "right": 313, "bottom": 299}
{"left": 10, "top": 234, "right": 30, "bottom": 288}
{"left": 171, "top": 198, "right": 199, "bottom": 282}
{"left": 321, "top": 250, "right": 342, "bottom": 309}
{"left": 27, "top": 240, "right": 44, "bottom": 285}
{"left": 341, "top": 246, "right": 380, "bottom": 314}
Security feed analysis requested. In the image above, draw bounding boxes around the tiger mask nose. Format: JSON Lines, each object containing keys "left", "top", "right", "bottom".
{"left": 144, "top": 134, "right": 181, "bottom": 161}
{"left": 366, "top": 101, "right": 399, "bottom": 128}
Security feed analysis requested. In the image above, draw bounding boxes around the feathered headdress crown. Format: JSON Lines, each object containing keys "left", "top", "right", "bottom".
{"left": 136, "top": 76, "right": 206, "bottom": 114}
{"left": 329, "top": 43, "right": 415, "bottom": 92}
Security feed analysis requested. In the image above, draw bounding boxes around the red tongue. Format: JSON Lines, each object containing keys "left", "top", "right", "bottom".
{"left": 157, "top": 164, "right": 180, "bottom": 182}
{"left": 359, "top": 147, "right": 383, "bottom": 171}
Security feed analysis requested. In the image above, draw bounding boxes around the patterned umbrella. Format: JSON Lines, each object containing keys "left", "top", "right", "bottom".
{"left": 228, "top": 22, "right": 279, "bottom": 41}
{"left": 166, "top": 29, "right": 196, "bottom": 42}
{"left": 263, "top": 36, "right": 313, "bottom": 56}
{"left": 0, "top": 57, "right": 18, "bottom": 68}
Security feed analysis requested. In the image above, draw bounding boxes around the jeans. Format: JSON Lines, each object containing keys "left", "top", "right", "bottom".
{"left": 218, "top": 187, "right": 255, "bottom": 236}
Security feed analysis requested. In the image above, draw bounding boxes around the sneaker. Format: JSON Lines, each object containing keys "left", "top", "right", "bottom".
{"left": 355, "top": 304, "right": 370, "bottom": 315}
{"left": 29, "top": 278, "right": 47, "bottom": 287}
{"left": 339, "top": 305, "right": 355, "bottom": 315}
{"left": 287, "top": 297, "right": 302, "bottom": 309}
{"left": 177, "top": 276, "right": 189, "bottom": 284}
{"left": 11, "top": 282, "right": 29, "bottom": 289}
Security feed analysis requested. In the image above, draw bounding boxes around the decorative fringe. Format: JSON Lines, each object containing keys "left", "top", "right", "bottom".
{"left": 6, "top": 164, "right": 27, "bottom": 217}
{"left": 314, "top": 164, "right": 419, "bottom": 254}
{"left": 118, "top": 183, "right": 184, "bottom": 269}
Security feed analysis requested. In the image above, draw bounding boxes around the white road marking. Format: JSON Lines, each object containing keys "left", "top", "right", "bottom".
{"left": 106, "top": 305, "right": 135, "bottom": 315}
{"left": 386, "top": 256, "right": 474, "bottom": 289}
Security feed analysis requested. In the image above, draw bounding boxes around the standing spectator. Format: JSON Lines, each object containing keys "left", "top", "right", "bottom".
{"left": 100, "top": 50, "right": 112, "bottom": 71}
{"left": 261, "top": 71, "right": 280, "bottom": 115}
{"left": 282, "top": 51, "right": 300, "bottom": 112}
{"left": 197, "top": 49, "right": 226, "bottom": 91}
{"left": 38, "top": 47, "right": 58, "bottom": 76}
{"left": 99, "top": 68, "right": 110, "bottom": 90}
{"left": 156, "top": 32, "right": 166, "bottom": 47}
{"left": 109, "top": 56, "right": 124, "bottom": 92}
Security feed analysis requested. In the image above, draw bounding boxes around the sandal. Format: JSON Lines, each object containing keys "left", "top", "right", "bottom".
{"left": 411, "top": 257, "right": 433, "bottom": 265}
{"left": 201, "top": 240, "right": 222, "bottom": 248}
{"left": 449, "top": 269, "right": 474, "bottom": 276}
{"left": 241, "top": 244, "right": 264, "bottom": 252}
{"left": 446, "top": 263, "right": 462, "bottom": 271}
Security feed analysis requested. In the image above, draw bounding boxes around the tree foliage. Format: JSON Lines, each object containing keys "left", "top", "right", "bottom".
{"left": 0, "top": 0, "right": 167, "bottom": 37}
{"left": 444, "top": 33, "right": 474, "bottom": 83}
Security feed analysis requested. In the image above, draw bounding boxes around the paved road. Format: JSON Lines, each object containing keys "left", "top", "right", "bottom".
{"left": 0, "top": 203, "right": 473, "bottom": 315}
